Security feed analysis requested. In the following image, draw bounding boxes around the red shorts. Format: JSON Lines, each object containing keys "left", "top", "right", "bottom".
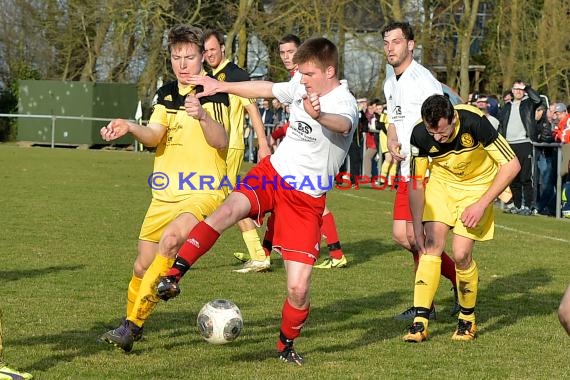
{"left": 393, "top": 181, "right": 412, "bottom": 221}
{"left": 234, "top": 156, "right": 325, "bottom": 264}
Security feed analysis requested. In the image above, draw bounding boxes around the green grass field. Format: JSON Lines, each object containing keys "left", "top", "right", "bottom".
{"left": 1, "top": 144, "right": 568, "bottom": 379}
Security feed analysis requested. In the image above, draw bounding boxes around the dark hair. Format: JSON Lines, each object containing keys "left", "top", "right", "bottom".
{"left": 293, "top": 37, "right": 338, "bottom": 75}
{"left": 421, "top": 94, "right": 454, "bottom": 128}
{"left": 168, "top": 25, "right": 204, "bottom": 53}
{"left": 382, "top": 21, "right": 414, "bottom": 41}
{"left": 279, "top": 34, "right": 301, "bottom": 47}
{"left": 203, "top": 29, "right": 225, "bottom": 46}
{"left": 370, "top": 98, "right": 382, "bottom": 106}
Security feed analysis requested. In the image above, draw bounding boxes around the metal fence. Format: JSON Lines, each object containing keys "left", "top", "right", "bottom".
{"left": 2, "top": 113, "right": 569, "bottom": 218}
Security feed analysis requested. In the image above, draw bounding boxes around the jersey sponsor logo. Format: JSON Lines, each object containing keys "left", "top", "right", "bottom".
{"left": 294, "top": 121, "right": 313, "bottom": 135}
{"left": 460, "top": 133, "right": 475, "bottom": 148}
{"left": 393, "top": 105, "right": 402, "bottom": 116}
{"left": 429, "top": 146, "right": 439, "bottom": 153}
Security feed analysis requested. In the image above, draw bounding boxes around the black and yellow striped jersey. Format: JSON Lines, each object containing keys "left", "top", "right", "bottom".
{"left": 410, "top": 104, "right": 516, "bottom": 190}
{"left": 211, "top": 59, "right": 256, "bottom": 150}
{"left": 148, "top": 78, "right": 230, "bottom": 202}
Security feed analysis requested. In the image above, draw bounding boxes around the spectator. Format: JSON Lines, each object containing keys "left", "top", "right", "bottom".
{"left": 259, "top": 99, "right": 274, "bottom": 125}
{"left": 361, "top": 99, "right": 380, "bottom": 178}
{"left": 535, "top": 104, "right": 557, "bottom": 216}
{"left": 475, "top": 95, "right": 500, "bottom": 129}
{"left": 498, "top": 80, "right": 542, "bottom": 215}
{"left": 553, "top": 103, "right": 570, "bottom": 143}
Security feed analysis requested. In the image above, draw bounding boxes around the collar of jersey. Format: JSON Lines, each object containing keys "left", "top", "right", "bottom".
{"left": 211, "top": 59, "right": 230, "bottom": 76}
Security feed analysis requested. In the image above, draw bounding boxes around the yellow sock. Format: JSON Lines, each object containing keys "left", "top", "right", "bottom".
{"left": 128, "top": 254, "right": 174, "bottom": 327}
{"left": 126, "top": 273, "right": 143, "bottom": 317}
{"left": 380, "top": 159, "right": 390, "bottom": 178}
{"left": 413, "top": 254, "right": 442, "bottom": 327}
{"left": 388, "top": 163, "right": 397, "bottom": 178}
{"left": 242, "top": 229, "right": 266, "bottom": 261}
{"left": 456, "top": 260, "right": 478, "bottom": 323}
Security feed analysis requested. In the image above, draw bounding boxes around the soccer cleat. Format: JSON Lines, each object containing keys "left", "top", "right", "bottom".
{"left": 278, "top": 347, "right": 304, "bottom": 366}
{"left": 313, "top": 255, "right": 348, "bottom": 269}
{"left": 233, "top": 258, "right": 271, "bottom": 273}
{"left": 450, "top": 287, "right": 460, "bottom": 316}
{"left": 99, "top": 319, "right": 140, "bottom": 352}
{"left": 403, "top": 321, "right": 428, "bottom": 343}
{"left": 0, "top": 365, "right": 33, "bottom": 380}
{"left": 233, "top": 252, "right": 250, "bottom": 263}
{"left": 394, "top": 306, "right": 436, "bottom": 321}
{"left": 156, "top": 276, "right": 181, "bottom": 301}
{"left": 451, "top": 319, "right": 477, "bottom": 341}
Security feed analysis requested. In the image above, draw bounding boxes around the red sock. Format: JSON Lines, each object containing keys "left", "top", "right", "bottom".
{"left": 166, "top": 221, "right": 219, "bottom": 280}
{"left": 277, "top": 299, "right": 309, "bottom": 351}
{"left": 440, "top": 251, "right": 457, "bottom": 285}
{"left": 321, "top": 212, "right": 344, "bottom": 259}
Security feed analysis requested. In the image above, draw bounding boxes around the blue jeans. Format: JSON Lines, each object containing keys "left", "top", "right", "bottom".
{"left": 536, "top": 149, "right": 557, "bottom": 214}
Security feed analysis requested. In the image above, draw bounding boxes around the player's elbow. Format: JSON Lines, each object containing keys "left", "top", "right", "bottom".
{"left": 210, "top": 135, "right": 228, "bottom": 150}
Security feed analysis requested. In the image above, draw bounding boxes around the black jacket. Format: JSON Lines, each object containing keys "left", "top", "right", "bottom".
{"left": 498, "top": 85, "right": 542, "bottom": 141}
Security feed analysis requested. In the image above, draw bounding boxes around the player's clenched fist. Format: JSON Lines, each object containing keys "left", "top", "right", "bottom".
{"left": 302, "top": 93, "right": 321, "bottom": 120}
{"left": 185, "top": 93, "right": 207, "bottom": 121}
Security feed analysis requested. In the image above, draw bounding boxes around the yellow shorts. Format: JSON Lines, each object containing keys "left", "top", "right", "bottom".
{"left": 423, "top": 177, "right": 494, "bottom": 241}
{"left": 139, "top": 195, "right": 223, "bottom": 243}
{"left": 226, "top": 148, "right": 245, "bottom": 187}
{"left": 380, "top": 131, "right": 388, "bottom": 154}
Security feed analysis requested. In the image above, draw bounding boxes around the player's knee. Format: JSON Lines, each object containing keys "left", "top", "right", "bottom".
{"left": 454, "top": 254, "right": 471, "bottom": 270}
{"left": 159, "top": 232, "right": 180, "bottom": 258}
{"left": 287, "top": 285, "right": 309, "bottom": 307}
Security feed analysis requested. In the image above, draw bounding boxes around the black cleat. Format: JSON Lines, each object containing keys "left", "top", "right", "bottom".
{"left": 156, "top": 276, "right": 181, "bottom": 301}
{"left": 394, "top": 306, "right": 436, "bottom": 321}
{"left": 99, "top": 319, "right": 141, "bottom": 352}
{"left": 278, "top": 346, "right": 304, "bottom": 366}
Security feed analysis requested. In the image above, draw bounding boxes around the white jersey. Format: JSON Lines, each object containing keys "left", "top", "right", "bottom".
{"left": 384, "top": 60, "right": 442, "bottom": 180}
{"left": 271, "top": 72, "right": 358, "bottom": 197}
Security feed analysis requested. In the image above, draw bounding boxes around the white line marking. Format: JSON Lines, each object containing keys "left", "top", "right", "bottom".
{"left": 495, "top": 224, "right": 569, "bottom": 243}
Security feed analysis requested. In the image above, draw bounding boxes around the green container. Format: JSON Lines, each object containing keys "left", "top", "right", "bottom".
{"left": 17, "top": 80, "right": 137, "bottom": 146}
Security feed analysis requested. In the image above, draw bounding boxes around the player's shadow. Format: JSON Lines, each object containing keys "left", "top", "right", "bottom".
{"left": 0, "top": 264, "right": 85, "bottom": 282}
{"left": 341, "top": 238, "right": 399, "bottom": 267}
{"left": 475, "top": 267, "right": 560, "bottom": 335}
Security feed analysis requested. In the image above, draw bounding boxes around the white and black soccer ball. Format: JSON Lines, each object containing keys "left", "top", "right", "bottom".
{"left": 197, "top": 299, "right": 243, "bottom": 345}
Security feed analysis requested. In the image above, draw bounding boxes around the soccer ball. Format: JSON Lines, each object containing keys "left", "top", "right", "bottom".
{"left": 197, "top": 299, "right": 243, "bottom": 345}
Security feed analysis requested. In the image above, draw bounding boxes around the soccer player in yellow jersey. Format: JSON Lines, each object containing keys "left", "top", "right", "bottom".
{"left": 404, "top": 95, "right": 520, "bottom": 342}
{"left": 98, "top": 25, "right": 230, "bottom": 352}
{"left": 202, "top": 30, "right": 273, "bottom": 273}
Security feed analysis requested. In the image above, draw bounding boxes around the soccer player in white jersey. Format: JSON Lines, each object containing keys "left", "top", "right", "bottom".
{"left": 155, "top": 37, "right": 358, "bottom": 365}
{"left": 382, "top": 21, "right": 459, "bottom": 320}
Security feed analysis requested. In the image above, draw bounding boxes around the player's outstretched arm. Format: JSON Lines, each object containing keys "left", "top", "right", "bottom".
{"left": 189, "top": 75, "right": 274, "bottom": 99}
{"left": 100, "top": 119, "right": 165, "bottom": 147}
